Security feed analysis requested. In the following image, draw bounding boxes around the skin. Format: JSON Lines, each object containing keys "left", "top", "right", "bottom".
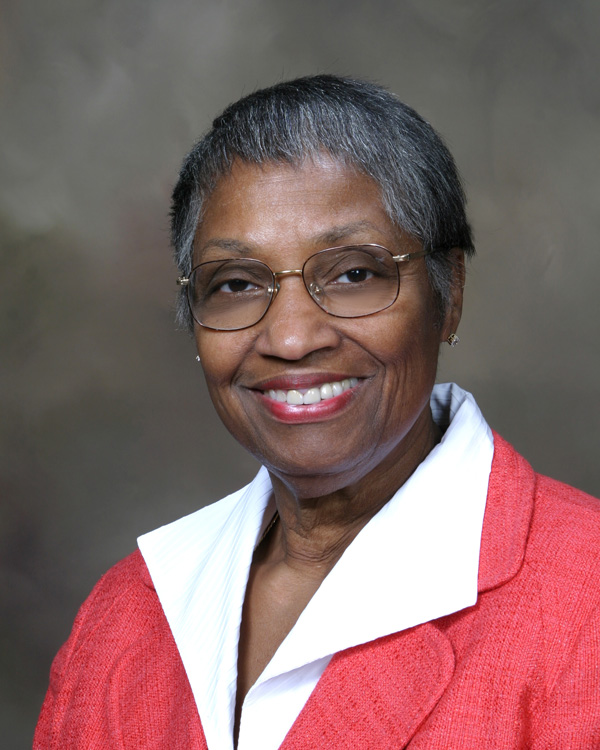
{"left": 192, "top": 156, "right": 464, "bottom": 742}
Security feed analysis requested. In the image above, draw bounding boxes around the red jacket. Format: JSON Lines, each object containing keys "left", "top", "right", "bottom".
{"left": 35, "top": 434, "right": 600, "bottom": 748}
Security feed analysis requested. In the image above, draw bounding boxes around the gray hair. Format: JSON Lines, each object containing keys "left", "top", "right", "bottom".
{"left": 171, "top": 74, "right": 474, "bottom": 330}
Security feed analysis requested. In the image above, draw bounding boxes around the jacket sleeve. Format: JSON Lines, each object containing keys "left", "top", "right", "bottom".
{"left": 33, "top": 553, "right": 146, "bottom": 749}
{"left": 34, "top": 635, "right": 74, "bottom": 748}
{"left": 533, "top": 600, "right": 600, "bottom": 748}
{"left": 34, "top": 589, "right": 95, "bottom": 747}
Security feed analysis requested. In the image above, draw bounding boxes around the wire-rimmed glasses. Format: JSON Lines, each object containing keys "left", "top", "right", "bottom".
{"left": 177, "top": 243, "right": 432, "bottom": 331}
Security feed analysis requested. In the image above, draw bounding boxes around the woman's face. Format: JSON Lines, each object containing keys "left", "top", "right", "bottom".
{"left": 193, "top": 157, "right": 462, "bottom": 496}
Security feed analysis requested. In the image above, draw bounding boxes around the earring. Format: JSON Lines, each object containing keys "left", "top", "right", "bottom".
{"left": 195, "top": 355, "right": 201, "bottom": 362}
{"left": 447, "top": 333, "right": 460, "bottom": 347}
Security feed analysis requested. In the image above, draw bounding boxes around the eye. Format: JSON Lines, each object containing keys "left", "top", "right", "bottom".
{"left": 217, "top": 277, "right": 259, "bottom": 294}
{"left": 323, "top": 252, "right": 383, "bottom": 285}
{"left": 200, "top": 261, "right": 270, "bottom": 297}
{"left": 334, "top": 267, "right": 375, "bottom": 284}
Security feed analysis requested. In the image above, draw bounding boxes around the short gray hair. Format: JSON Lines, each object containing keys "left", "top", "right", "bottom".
{"left": 171, "top": 74, "right": 474, "bottom": 330}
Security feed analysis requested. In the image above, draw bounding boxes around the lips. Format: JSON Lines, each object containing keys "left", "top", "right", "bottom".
{"left": 250, "top": 375, "right": 362, "bottom": 423}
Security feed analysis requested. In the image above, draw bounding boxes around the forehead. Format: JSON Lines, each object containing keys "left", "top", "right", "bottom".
{"left": 193, "top": 157, "right": 404, "bottom": 261}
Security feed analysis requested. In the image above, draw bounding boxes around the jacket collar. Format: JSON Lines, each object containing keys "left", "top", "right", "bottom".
{"left": 477, "top": 431, "right": 535, "bottom": 592}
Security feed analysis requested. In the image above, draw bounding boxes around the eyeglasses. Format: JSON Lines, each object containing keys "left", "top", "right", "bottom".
{"left": 177, "top": 243, "right": 432, "bottom": 331}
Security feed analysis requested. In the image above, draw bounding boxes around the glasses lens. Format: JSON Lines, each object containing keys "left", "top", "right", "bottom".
{"left": 188, "top": 259, "right": 273, "bottom": 330}
{"left": 304, "top": 245, "right": 399, "bottom": 318}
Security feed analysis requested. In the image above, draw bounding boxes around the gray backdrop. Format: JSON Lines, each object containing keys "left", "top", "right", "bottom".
{"left": 2, "top": 0, "right": 599, "bottom": 745}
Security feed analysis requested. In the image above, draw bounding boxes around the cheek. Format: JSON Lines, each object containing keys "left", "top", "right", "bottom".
{"left": 196, "top": 332, "right": 233, "bottom": 399}
{"left": 373, "top": 312, "right": 441, "bottom": 412}
{"left": 195, "top": 329, "right": 253, "bottom": 408}
{"left": 385, "top": 334, "right": 439, "bottom": 396}
{"left": 377, "top": 300, "right": 441, "bottom": 367}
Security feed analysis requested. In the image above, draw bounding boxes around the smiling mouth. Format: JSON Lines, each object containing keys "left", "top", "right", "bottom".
{"left": 263, "top": 378, "right": 359, "bottom": 406}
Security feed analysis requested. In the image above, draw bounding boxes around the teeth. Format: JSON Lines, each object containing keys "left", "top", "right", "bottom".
{"left": 265, "top": 378, "right": 358, "bottom": 405}
{"left": 286, "top": 390, "right": 304, "bottom": 405}
{"left": 320, "top": 383, "right": 333, "bottom": 400}
{"left": 267, "top": 390, "right": 288, "bottom": 402}
{"left": 303, "top": 387, "right": 321, "bottom": 405}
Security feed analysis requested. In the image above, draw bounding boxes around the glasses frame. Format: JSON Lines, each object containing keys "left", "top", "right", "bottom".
{"left": 177, "top": 243, "right": 433, "bottom": 331}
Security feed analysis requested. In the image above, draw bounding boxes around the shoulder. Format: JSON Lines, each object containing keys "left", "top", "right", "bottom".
{"left": 91, "top": 547, "right": 153, "bottom": 592}
{"left": 533, "top": 470, "right": 600, "bottom": 522}
{"left": 76, "top": 549, "right": 156, "bottom": 623}
{"left": 52, "top": 550, "right": 164, "bottom": 681}
{"left": 35, "top": 552, "right": 204, "bottom": 747}
{"left": 525, "top": 475, "right": 600, "bottom": 720}
{"left": 526, "top": 473, "right": 600, "bottom": 613}
{"left": 492, "top": 436, "right": 600, "bottom": 672}
{"left": 487, "top": 432, "right": 600, "bottom": 616}
{"left": 528, "top": 470, "right": 600, "bottom": 571}
{"left": 490, "top": 432, "right": 600, "bottom": 549}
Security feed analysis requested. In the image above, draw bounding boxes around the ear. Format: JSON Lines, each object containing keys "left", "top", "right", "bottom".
{"left": 440, "top": 248, "right": 465, "bottom": 343}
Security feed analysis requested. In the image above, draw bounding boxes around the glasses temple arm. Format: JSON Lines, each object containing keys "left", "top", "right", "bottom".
{"left": 392, "top": 248, "right": 437, "bottom": 263}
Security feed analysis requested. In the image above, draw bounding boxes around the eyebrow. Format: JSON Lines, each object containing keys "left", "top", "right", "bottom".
{"left": 311, "top": 221, "right": 382, "bottom": 246}
{"left": 197, "top": 238, "right": 250, "bottom": 256}
{"left": 197, "top": 221, "right": 383, "bottom": 258}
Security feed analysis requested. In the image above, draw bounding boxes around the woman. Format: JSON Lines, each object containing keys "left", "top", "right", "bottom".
{"left": 35, "top": 76, "right": 600, "bottom": 749}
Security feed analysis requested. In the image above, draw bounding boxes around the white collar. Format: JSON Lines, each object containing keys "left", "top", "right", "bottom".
{"left": 138, "top": 382, "right": 493, "bottom": 749}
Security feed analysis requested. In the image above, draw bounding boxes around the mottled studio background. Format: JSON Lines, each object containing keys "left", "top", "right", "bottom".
{"left": 1, "top": 0, "right": 599, "bottom": 745}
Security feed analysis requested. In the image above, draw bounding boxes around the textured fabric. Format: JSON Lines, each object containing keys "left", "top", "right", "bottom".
{"left": 34, "top": 434, "right": 600, "bottom": 749}
{"left": 137, "top": 383, "right": 493, "bottom": 750}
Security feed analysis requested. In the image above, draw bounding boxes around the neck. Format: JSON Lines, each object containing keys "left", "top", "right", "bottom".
{"left": 264, "top": 409, "right": 442, "bottom": 573}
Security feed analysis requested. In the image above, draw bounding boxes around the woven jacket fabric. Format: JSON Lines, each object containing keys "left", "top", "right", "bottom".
{"left": 34, "top": 433, "right": 600, "bottom": 749}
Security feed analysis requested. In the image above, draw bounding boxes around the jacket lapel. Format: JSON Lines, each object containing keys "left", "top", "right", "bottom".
{"left": 281, "top": 433, "right": 536, "bottom": 748}
{"left": 282, "top": 622, "right": 454, "bottom": 748}
{"left": 477, "top": 432, "right": 535, "bottom": 592}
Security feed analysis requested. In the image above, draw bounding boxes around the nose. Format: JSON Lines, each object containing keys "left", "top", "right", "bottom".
{"left": 254, "top": 274, "right": 341, "bottom": 360}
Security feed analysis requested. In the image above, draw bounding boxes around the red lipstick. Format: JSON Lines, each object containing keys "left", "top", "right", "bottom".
{"left": 252, "top": 376, "right": 360, "bottom": 424}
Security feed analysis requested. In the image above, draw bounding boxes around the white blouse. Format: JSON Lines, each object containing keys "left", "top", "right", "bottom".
{"left": 138, "top": 382, "right": 494, "bottom": 750}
